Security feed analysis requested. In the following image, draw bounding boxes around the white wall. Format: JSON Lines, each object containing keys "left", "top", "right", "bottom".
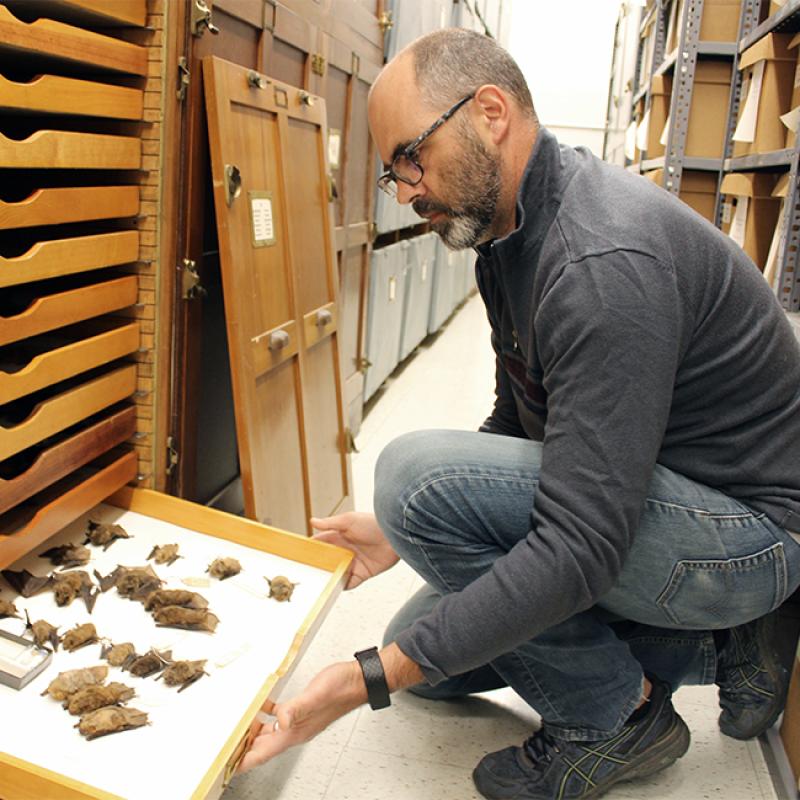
{"left": 507, "top": 0, "right": 636, "bottom": 156}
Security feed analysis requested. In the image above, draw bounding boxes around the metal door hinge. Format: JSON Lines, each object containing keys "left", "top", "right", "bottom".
{"left": 311, "top": 53, "right": 326, "bottom": 76}
{"left": 177, "top": 57, "right": 190, "bottom": 101}
{"left": 165, "top": 436, "right": 180, "bottom": 476}
{"left": 192, "top": 0, "right": 219, "bottom": 36}
{"left": 181, "top": 258, "right": 206, "bottom": 299}
{"left": 357, "top": 356, "right": 372, "bottom": 374}
{"left": 344, "top": 428, "right": 359, "bottom": 454}
{"left": 378, "top": 10, "right": 393, "bottom": 33}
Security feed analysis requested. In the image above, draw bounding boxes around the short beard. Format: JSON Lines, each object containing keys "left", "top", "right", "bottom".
{"left": 413, "top": 129, "right": 501, "bottom": 250}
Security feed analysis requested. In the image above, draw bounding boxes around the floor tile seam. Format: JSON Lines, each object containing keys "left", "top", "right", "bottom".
{"left": 319, "top": 710, "right": 366, "bottom": 800}
{"left": 336, "top": 740, "right": 473, "bottom": 772}
{"left": 744, "top": 737, "right": 778, "bottom": 800}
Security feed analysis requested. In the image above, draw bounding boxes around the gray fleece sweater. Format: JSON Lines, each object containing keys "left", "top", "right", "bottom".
{"left": 394, "top": 128, "right": 800, "bottom": 686}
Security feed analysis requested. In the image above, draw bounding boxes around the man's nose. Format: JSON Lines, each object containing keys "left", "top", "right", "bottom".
{"left": 396, "top": 179, "right": 422, "bottom": 206}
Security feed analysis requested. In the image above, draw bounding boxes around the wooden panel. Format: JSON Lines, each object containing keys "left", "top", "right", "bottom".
{"left": 0, "top": 321, "right": 139, "bottom": 404}
{"left": 0, "top": 74, "right": 144, "bottom": 120}
{"left": 251, "top": 320, "right": 299, "bottom": 376}
{"left": 203, "top": 57, "right": 309, "bottom": 530}
{"left": 0, "top": 364, "right": 137, "bottom": 461}
{"left": 0, "top": 186, "right": 139, "bottom": 229}
{"left": 0, "top": 405, "right": 136, "bottom": 515}
{"left": 345, "top": 75, "right": 371, "bottom": 225}
{"left": 302, "top": 301, "right": 337, "bottom": 348}
{"left": 338, "top": 243, "right": 365, "bottom": 382}
{"left": 0, "top": 449, "right": 136, "bottom": 566}
{"left": 0, "top": 129, "right": 141, "bottom": 170}
{"left": 0, "top": 275, "right": 138, "bottom": 346}
{"left": 8, "top": 0, "right": 149, "bottom": 28}
{"left": 0, "top": 231, "right": 139, "bottom": 288}
{"left": 0, "top": 5, "right": 148, "bottom": 76}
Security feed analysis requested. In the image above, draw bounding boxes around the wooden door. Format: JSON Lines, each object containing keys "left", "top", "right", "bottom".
{"left": 203, "top": 55, "right": 350, "bottom": 530}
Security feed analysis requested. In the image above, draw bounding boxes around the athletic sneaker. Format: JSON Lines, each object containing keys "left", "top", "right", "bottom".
{"left": 472, "top": 677, "right": 690, "bottom": 799}
{"left": 717, "top": 612, "right": 790, "bottom": 740}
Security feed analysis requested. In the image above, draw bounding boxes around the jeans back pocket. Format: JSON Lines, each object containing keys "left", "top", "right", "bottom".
{"left": 656, "top": 542, "right": 787, "bottom": 628}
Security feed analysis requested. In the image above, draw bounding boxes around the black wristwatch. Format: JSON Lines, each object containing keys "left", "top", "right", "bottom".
{"left": 354, "top": 647, "right": 391, "bottom": 710}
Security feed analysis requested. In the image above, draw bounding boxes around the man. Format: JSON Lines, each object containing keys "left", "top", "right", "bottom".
{"left": 240, "top": 28, "right": 800, "bottom": 799}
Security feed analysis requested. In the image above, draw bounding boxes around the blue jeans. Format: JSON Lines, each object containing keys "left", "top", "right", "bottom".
{"left": 375, "top": 429, "right": 800, "bottom": 741}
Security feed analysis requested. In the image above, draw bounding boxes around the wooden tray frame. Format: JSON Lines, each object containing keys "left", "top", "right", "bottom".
{"left": 0, "top": 276, "right": 138, "bottom": 347}
{"left": 4, "top": 0, "right": 147, "bottom": 29}
{"left": 0, "top": 231, "right": 139, "bottom": 289}
{"left": 0, "top": 321, "right": 139, "bottom": 404}
{"left": 0, "top": 130, "right": 141, "bottom": 171}
{"left": 0, "top": 5, "right": 147, "bottom": 76}
{"left": 0, "top": 486, "right": 353, "bottom": 800}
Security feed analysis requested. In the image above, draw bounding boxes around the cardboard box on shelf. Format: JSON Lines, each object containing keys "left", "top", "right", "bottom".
{"left": 641, "top": 75, "right": 671, "bottom": 159}
{"left": 719, "top": 171, "right": 781, "bottom": 269}
{"left": 733, "top": 33, "right": 796, "bottom": 156}
{"left": 645, "top": 168, "right": 718, "bottom": 222}
{"left": 782, "top": 33, "right": 800, "bottom": 148}
{"left": 668, "top": 0, "right": 742, "bottom": 51}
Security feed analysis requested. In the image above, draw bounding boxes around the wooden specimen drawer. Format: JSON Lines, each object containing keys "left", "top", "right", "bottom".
{"left": 0, "top": 487, "right": 352, "bottom": 799}
{"left": 0, "top": 320, "right": 139, "bottom": 404}
{"left": 0, "top": 404, "right": 136, "bottom": 515}
{"left": 0, "top": 74, "right": 143, "bottom": 120}
{"left": 0, "top": 363, "right": 137, "bottom": 461}
{"left": 0, "top": 231, "right": 139, "bottom": 288}
{"left": 0, "top": 186, "right": 139, "bottom": 230}
{"left": 0, "top": 130, "right": 141, "bottom": 170}
{"left": 0, "top": 447, "right": 136, "bottom": 556}
{"left": 0, "top": 275, "right": 138, "bottom": 346}
{"left": 0, "top": 5, "right": 147, "bottom": 76}
{"left": 3, "top": 0, "right": 147, "bottom": 29}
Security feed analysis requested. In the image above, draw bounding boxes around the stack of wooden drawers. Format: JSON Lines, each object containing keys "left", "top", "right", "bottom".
{"left": 0, "top": 0, "right": 149, "bottom": 567}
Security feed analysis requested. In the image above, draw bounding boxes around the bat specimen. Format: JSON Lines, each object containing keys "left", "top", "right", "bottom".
{"left": 75, "top": 706, "right": 148, "bottom": 740}
{"left": 153, "top": 605, "right": 219, "bottom": 632}
{"left": 39, "top": 544, "right": 90, "bottom": 568}
{"left": 42, "top": 666, "right": 108, "bottom": 700}
{"left": 147, "top": 544, "right": 181, "bottom": 566}
{"left": 144, "top": 589, "right": 208, "bottom": 612}
{"left": 25, "top": 611, "right": 59, "bottom": 651}
{"left": 64, "top": 682, "right": 136, "bottom": 715}
{"left": 84, "top": 520, "right": 131, "bottom": 550}
{"left": 206, "top": 557, "right": 241, "bottom": 580}
{"left": 127, "top": 648, "right": 171, "bottom": 678}
{"left": 52, "top": 570, "right": 98, "bottom": 613}
{"left": 1, "top": 569, "right": 52, "bottom": 597}
{"left": 61, "top": 623, "right": 98, "bottom": 653}
{"left": 265, "top": 575, "right": 297, "bottom": 602}
{"left": 0, "top": 598, "right": 20, "bottom": 619}
{"left": 100, "top": 641, "right": 137, "bottom": 669}
{"left": 95, "top": 565, "right": 163, "bottom": 601}
{"left": 161, "top": 659, "right": 208, "bottom": 692}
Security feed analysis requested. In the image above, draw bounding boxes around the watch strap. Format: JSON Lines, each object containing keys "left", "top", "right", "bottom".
{"left": 354, "top": 646, "right": 391, "bottom": 710}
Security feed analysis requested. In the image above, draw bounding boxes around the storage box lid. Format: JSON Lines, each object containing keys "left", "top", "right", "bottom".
{"left": 695, "top": 59, "right": 734, "bottom": 85}
{"left": 739, "top": 32, "right": 795, "bottom": 70}
{"left": 651, "top": 74, "right": 672, "bottom": 96}
{"left": 720, "top": 171, "right": 779, "bottom": 197}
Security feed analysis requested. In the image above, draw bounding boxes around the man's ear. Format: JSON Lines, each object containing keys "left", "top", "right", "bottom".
{"left": 472, "top": 84, "right": 510, "bottom": 145}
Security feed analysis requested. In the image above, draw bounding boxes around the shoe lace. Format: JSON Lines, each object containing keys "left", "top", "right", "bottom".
{"left": 522, "top": 729, "right": 562, "bottom": 768}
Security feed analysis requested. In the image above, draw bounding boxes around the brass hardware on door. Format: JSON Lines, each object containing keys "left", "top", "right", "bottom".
{"left": 247, "top": 70, "right": 268, "bottom": 90}
{"left": 268, "top": 330, "right": 290, "bottom": 351}
{"left": 224, "top": 164, "right": 242, "bottom": 206}
{"left": 311, "top": 54, "right": 326, "bottom": 77}
{"left": 192, "top": 0, "right": 219, "bottom": 36}
{"left": 328, "top": 174, "right": 338, "bottom": 202}
{"left": 378, "top": 10, "right": 394, "bottom": 33}
{"left": 177, "top": 57, "right": 190, "bottom": 101}
{"left": 298, "top": 91, "right": 315, "bottom": 107}
{"left": 181, "top": 258, "right": 206, "bottom": 300}
{"left": 316, "top": 309, "right": 333, "bottom": 328}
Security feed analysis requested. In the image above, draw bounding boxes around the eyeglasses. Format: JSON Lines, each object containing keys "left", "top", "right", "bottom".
{"left": 376, "top": 93, "right": 474, "bottom": 198}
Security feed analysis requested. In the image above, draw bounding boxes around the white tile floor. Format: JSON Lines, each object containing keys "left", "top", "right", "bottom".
{"left": 225, "top": 294, "right": 780, "bottom": 800}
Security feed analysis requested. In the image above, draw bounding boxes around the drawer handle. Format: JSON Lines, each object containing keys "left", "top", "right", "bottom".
{"left": 268, "top": 330, "right": 290, "bottom": 351}
{"left": 316, "top": 309, "right": 333, "bottom": 328}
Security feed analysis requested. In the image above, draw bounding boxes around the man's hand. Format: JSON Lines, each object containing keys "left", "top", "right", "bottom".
{"left": 237, "top": 644, "right": 424, "bottom": 773}
{"left": 311, "top": 511, "right": 400, "bottom": 589}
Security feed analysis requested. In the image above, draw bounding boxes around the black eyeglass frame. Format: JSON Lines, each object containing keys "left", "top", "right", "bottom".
{"left": 376, "top": 93, "right": 475, "bottom": 197}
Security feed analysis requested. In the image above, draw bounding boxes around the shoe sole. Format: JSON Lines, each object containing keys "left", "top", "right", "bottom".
{"left": 472, "top": 715, "right": 691, "bottom": 800}
{"left": 719, "top": 612, "right": 790, "bottom": 740}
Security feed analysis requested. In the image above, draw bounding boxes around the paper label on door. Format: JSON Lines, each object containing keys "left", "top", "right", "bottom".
{"left": 636, "top": 109, "right": 650, "bottom": 152}
{"left": 781, "top": 105, "right": 800, "bottom": 133}
{"left": 328, "top": 129, "right": 342, "bottom": 169}
{"left": 764, "top": 202, "right": 786, "bottom": 291}
{"left": 733, "top": 62, "right": 764, "bottom": 143}
{"left": 249, "top": 191, "right": 276, "bottom": 248}
{"left": 728, "top": 196, "right": 749, "bottom": 248}
{"left": 721, "top": 201, "right": 733, "bottom": 225}
{"left": 388, "top": 275, "right": 397, "bottom": 302}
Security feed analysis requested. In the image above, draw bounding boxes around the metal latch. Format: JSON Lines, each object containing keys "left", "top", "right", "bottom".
{"left": 311, "top": 54, "right": 326, "bottom": 76}
{"left": 177, "top": 57, "right": 190, "bottom": 101}
{"left": 247, "top": 70, "right": 268, "bottom": 89}
{"left": 165, "top": 436, "right": 179, "bottom": 476}
{"left": 181, "top": 258, "right": 206, "bottom": 299}
{"left": 357, "top": 356, "right": 372, "bottom": 374}
{"left": 344, "top": 428, "right": 359, "bottom": 454}
{"left": 224, "top": 164, "right": 242, "bottom": 206}
{"left": 192, "top": 0, "right": 219, "bottom": 36}
{"left": 378, "top": 10, "right": 393, "bottom": 33}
